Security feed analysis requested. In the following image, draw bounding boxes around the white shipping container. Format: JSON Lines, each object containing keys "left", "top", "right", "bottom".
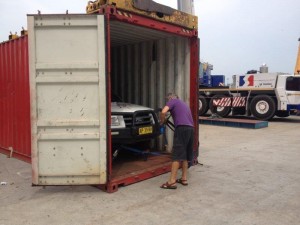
{"left": 28, "top": 13, "right": 199, "bottom": 189}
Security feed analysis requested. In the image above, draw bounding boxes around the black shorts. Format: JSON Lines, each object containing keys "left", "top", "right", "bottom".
{"left": 172, "top": 126, "right": 194, "bottom": 162}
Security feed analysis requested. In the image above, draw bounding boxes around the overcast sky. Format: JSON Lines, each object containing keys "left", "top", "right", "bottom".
{"left": 1, "top": 0, "right": 299, "bottom": 81}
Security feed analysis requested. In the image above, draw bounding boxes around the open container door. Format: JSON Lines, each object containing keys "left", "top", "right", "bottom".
{"left": 28, "top": 14, "right": 108, "bottom": 185}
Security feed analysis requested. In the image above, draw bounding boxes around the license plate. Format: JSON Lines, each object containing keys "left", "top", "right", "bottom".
{"left": 138, "top": 126, "right": 153, "bottom": 135}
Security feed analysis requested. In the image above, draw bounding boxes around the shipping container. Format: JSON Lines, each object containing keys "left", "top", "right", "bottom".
{"left": 211, "top": 75, "right": 225, "bottom": 87}
{"left": 1, "top": 6, "right": 199, "bottom": 192}
{"left": 201, "top": 75, "right": 212, "bottom": 87}
{"left": 0, "top": 35, "right": 31, "bottom": 163}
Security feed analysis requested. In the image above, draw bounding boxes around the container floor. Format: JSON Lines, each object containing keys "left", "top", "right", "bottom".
{"left": 108, "top": 151, "right": 172, "bottom": 191}
{"left": 112, "top": 151, "right": 171, "bottom": 179}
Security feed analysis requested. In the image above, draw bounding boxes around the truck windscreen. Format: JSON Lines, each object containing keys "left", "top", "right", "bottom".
{"left": 286, "top": 77, "right": 300, "bottom": 91}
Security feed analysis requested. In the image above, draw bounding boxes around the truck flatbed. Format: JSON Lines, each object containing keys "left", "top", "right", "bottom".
{"left": 199, "top": 87, "right": 275, "bottom": 92}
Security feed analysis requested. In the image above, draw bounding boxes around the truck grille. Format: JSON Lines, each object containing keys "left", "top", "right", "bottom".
{"left": 123, "top": 115, "right": 133, "bottom": 127}
{"left": 123, "top": 112, "right": 154, "bottom": 128}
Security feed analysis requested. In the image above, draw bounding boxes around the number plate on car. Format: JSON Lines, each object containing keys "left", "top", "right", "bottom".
{"left": 138, "top": 126, "right": 153, "bottom": 135}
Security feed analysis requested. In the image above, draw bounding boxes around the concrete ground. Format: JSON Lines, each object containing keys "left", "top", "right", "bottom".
{"left": 1, "top": 116, "right": 300, "bottom": 225}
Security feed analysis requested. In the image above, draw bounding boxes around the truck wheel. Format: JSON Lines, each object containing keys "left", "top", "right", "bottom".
{"left": 209, "top": 95, "right": 231, "bottom": 117}
{"left": 199, "top": 95, "right": 209, "bottom": 115}
{"left": 250, "top": 95, "right": 276, "bottom": 120}
{"left": 275, "top": 110, "right": 290, "bottom": 118}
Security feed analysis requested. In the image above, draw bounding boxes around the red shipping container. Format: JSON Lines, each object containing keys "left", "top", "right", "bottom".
{"left": 0, "top": 36, "right": 31, "bottom": 163}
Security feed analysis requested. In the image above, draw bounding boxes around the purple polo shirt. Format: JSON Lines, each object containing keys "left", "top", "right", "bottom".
{"left": 166, "top": 99, "right": 194, "bottom": 127}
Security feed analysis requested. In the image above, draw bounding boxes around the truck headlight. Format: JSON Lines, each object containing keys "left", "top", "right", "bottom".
{"left": 111, "top": 116, "right": 120, "bottom": 126}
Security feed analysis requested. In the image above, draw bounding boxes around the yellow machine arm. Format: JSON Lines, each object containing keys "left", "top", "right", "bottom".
{"left": 295, "top": 38, "right": 300, "bottom": 75}
{"left": 86, "top": 0, "right": 198, "bottom": 30}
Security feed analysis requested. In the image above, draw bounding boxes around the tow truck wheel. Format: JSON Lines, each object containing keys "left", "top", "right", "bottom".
{"left": 199, "top": 95, "right": 209, "bottom": 115}
{"left": 250, "top": 95, "right": 276, "bottom": 120}
{"left": 209, "top": 95, "right": 231, "bottom": 117}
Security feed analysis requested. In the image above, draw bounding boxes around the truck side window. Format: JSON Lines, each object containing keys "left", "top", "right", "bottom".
{"left": 286, "top": 77, "right": 300, "bottom": 91}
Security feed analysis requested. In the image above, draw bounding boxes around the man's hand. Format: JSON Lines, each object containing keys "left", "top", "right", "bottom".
{"left": 160, "top": 106, "right": 169, "bottom": 125}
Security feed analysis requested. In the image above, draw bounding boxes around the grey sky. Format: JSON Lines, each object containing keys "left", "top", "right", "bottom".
{"left": 1, "top": 0, "right": 299, "bottom": 81}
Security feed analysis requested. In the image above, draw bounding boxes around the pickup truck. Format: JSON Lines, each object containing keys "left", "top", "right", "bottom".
{"left": 111, "top": 94, "right": 161, "bottom": 144}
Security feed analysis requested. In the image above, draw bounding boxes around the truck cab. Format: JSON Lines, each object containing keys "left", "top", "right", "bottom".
{"left": 276, "top": 75, "right": 300, "bottom": 113}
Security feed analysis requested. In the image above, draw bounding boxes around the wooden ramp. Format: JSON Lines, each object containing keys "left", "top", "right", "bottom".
{"left": 199, "top": 116, "right": 268, "bottom": 129}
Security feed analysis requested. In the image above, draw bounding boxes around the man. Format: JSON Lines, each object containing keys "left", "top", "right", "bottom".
{"left": 160, "top": 93, "right": 194, "bottom": 189}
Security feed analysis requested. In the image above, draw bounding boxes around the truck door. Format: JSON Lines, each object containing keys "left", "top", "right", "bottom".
{"left": 285, "top": 76, "right": 300, "bottom": 105}
{"left": 28, "top": 14, "right": 107, "bottom": 185}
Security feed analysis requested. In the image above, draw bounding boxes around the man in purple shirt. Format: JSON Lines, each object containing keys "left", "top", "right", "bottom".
{"left": 160, "top": 93, "right": 194, "bottom": 189}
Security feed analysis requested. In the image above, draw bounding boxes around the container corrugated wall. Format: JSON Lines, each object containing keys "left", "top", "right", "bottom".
{"left": 112, "top": 37, "right": 190, "bottom": 107}
{"left": 0, "top": 36, "right": 31, "bottom": 162}
{"left": 111, "top": 36, "right": 191, "bottom": 150}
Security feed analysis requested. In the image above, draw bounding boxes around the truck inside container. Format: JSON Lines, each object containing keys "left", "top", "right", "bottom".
{"left": 108, "top": 19, "right": 193, "bottom": 190}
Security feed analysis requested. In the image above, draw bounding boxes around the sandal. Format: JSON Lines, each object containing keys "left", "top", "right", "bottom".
{"left": 176, "top": 178, "right": 188, "bottom": 186}
{"left": 160, "top": 182, "right": 177, "bottom": 189}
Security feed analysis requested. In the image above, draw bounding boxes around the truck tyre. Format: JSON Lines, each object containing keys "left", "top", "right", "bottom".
{"left": 275, "top": 110, "right": 290, "bottom": 118}
{"left": 199, "top": 95, "right": 209, "bottom": 115}
{"left": 209, "top": 95, "right": 231, "bottom": 117}
{"left": 250, "top": 95, "right": 276, "bottom": 120}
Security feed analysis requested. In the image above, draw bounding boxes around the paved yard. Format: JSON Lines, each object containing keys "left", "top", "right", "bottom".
{"left": 1, "top": 116, "right": 300, "bottom": 225}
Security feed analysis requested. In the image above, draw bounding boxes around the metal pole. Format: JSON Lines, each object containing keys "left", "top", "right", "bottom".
{"left": 177, "top": 0, "right": 195, "bottom": 15}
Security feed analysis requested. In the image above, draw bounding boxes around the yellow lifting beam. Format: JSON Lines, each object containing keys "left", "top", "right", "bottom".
{"left": 86, "top": 0, "right": 198, "bottom": 30}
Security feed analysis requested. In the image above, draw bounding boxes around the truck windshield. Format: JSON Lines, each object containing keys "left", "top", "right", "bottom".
{"left": 111, "top": 93, "right": 123, "bottom": 102}
{"left": 286, "top": 77, "right": 300, "bottom": 91}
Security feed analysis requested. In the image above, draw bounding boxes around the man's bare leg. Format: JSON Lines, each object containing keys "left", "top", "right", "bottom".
{"left": 168, "top": 161, "right": 180, "bottom": 184}
{"left": 181, "top": 160, "right": 188, "bottom": 182}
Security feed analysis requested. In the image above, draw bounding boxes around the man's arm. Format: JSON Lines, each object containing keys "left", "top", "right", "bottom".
{"left": 160, "top": 106, "right": 169, "bottom": 125}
